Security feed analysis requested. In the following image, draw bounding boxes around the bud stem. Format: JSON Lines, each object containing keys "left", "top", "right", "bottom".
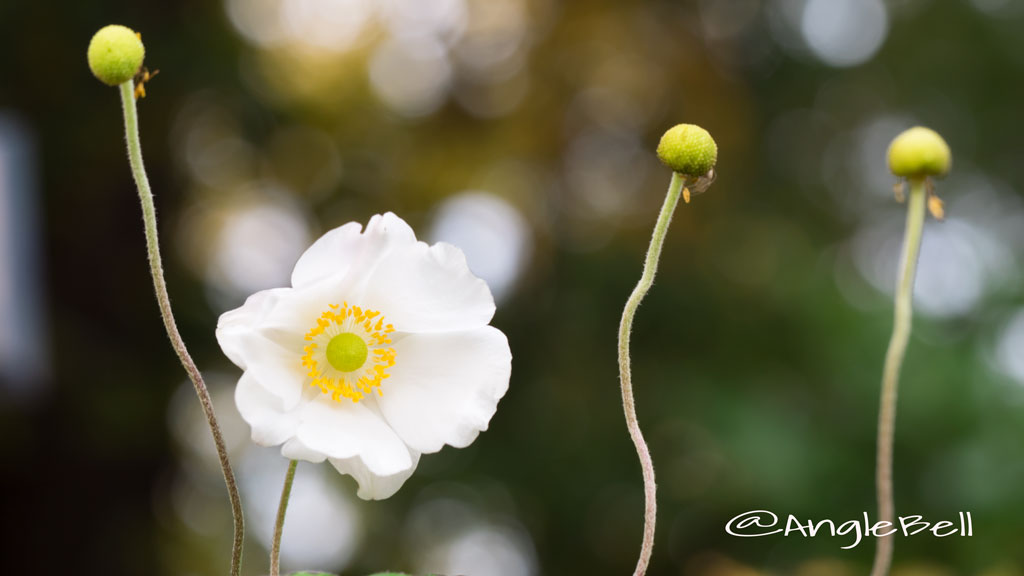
{"left": 870, "top": 178, "right": 927, "bottom": 576}
{"left": 617, "top": 171, "right": 686, "bottom": 576}
{"left": 271, "top": 460, "right": 299, "bottom": 576}
{"left": 119, "top": 80, "right": 245, "bottom": 576}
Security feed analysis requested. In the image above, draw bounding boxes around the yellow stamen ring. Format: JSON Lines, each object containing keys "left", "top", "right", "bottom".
{"left": 301, "top": 303, "right": 396, "bottom": 403}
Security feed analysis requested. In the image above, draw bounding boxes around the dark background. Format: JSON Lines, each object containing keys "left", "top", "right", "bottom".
{"left": 2, "top": 0, "right": 1024, "bottom": 575}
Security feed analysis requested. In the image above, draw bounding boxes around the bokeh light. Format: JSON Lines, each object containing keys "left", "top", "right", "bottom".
{"left": 226, "top": 0, "right": 374, "bottom": 52}
{"left": 996, "top": 310, "right": 1024, "bottom": 386}
{"left": 240, "top": 449, "right": 361, "bottom": 571}
{"left": 847, "top": 173, "right": 1022, "bottom": 318}
{"left": 801, "top": 0, "right": 889, "bottom": 67}
{"left": 209, "top": 195, "right": 311, "bottom": 302}
{"left": 369, "top": 36, "right": 454, "bottom": 118}
{"left": 429, "top": 192, "right": 532, "bottom": 303}
{"left": 169, "top": 376, "right": 362, "bottom": 572}
{"left": 406, "top": 492, "right": 537, "bottom": 576}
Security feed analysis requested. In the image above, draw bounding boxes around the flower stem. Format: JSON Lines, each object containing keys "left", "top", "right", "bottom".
{"left": 870, "top": 178, "right": 927, "bottom": 576}
{"left": 270, "top": 460, "right": 298, "bottom": 576}
{"left": 118, "top": 81, "right": 245, "bottom": 576}
{"left": 617, "top": 171, "right": 686, "bottom": 576}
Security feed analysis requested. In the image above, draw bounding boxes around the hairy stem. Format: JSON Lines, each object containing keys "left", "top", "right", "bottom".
{"left": 617, "top": 171, "right": 686, "bottom": 576}
{"left": 870, "top": 179, "right": 927, "bottom": 576}
{"left": 119, "top": 81, "right": 244, "bottom": 576}
{"left": 270, "top": 460, "right": 298, "bottom": 576}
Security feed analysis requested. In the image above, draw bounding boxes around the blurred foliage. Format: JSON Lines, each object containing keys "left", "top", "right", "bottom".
{"left": 2, "top": 0, "right": 1024, "bottom": 575}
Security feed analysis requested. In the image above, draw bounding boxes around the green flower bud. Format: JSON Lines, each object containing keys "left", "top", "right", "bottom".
{"left": 656, "top": 124, "right": 718, "bottom": 177}
{"left": 887, "top": 126, "right": 951, "bottom": 179}
{"left": 87, "top": 25, "right": 145, "bottom": 86}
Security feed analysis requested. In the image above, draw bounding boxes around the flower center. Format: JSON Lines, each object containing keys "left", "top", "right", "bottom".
{"left": 326, "top": 333, "right": 368, "bottom": 372}
{"left": 301, "top": 303, "right": 396, "bottom": 403}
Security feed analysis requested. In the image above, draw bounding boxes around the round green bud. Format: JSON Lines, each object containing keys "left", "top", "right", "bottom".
{"left": 887, "top": 126, "right": 951, "bottom": 179}
{"left": 87, "top": 25, "right": 145, "bottom": 86}
{"left": 656, "top": 124, "right": 718, "bottom": 177}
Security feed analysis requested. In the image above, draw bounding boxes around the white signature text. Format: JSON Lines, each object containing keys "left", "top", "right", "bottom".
{"left": 725, "top": 510, "right": 973, "bottom": 549}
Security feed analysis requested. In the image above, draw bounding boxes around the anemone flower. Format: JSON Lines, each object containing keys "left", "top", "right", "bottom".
{"left": 217, "top": 213, "right": 512, "bottom": 499}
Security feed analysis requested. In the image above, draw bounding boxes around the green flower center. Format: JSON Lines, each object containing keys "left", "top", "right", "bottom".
{"left": 325, "top": 332, "right": 368, "bottom": 373}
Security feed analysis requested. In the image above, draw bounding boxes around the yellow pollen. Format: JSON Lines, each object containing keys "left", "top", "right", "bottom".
{"left": 301, "top": 302, "right": 397, "bottom": 403}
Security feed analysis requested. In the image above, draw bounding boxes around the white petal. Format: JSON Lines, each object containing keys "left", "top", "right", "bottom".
{"left": 217, "top": 276, "right": 363, "bottom": 410}
{"left": 290, "top": 395, "right": 414, "bottom": 476}
{"left": 291, "top": 213, "right": 417, "bottom": 288}
{"left": 365, "top": 212, "right": 417, "bottom": 241}
{"left": 377, "top": 326, "right": 511, "bottom": 453}
{"left": 329, "top": 451, "right": 421, "bottom": 500}
{"left": 281, "top": 435, "right": 327, "bottom": 464}
{"left": 218, "top": 329, "right": 306, "bottom": 409}
{"left": 235, "top": 371, "right": 300, "bottom": 446}
{"left": 216, "top": 287, "right": 294, "bottom": 368}
{"left": 260, "top": 272, "right": 357, "bottom": 338}
{"left": 290, "top": 221, "right": 362, "bottom": 288}
{"left": 360, "top": 241, "right": 496, "bottom": 333}
{"left": 216, "top": 285, "right": 318, "bottom": 410}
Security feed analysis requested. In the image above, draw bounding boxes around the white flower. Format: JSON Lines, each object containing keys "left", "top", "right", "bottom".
{"left": 216, "top": 213, "right": 512, "bottom": 499}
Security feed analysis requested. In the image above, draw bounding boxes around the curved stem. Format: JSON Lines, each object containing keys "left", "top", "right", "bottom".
{"left": 119, "top": 81, "right": 245, "bottom": 576}
{"left": 870, "top": 179, "right": 927, "bottom": 576}
{"left": 270, "top": 460, "right": 299, "bottom": 576}
{"left": 617, "top": 171, "right": 686, "bottom": 576}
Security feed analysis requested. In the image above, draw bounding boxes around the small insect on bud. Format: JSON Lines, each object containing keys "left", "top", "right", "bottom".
{"left": 887, "top": 126, "right": 952, "bottom": 180}
{"left": 87, "top": 25, "right": 145, "bottom": 86}
{"left": 656, "top": 124, "right": 718, "bottom": 178}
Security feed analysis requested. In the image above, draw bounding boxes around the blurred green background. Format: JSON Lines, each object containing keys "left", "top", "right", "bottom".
{"left": 2, "top": 0, "right": 1024, "bottom": 575}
